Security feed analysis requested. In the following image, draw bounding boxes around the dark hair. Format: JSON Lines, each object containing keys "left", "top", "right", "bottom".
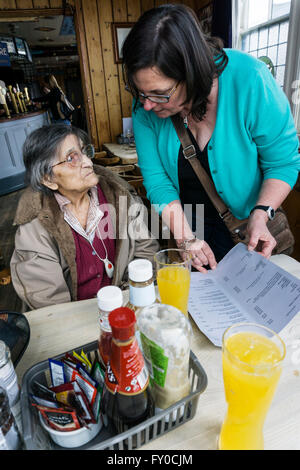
{"left": 122, "top": 3, "right": 227, "bottom": 121}
{"left": 23, "top": 124, "right": 90, "bottom": 195}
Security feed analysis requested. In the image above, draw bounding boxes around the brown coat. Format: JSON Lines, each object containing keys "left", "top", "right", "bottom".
{"left": 10, "top": 166, "right": 159, "bottom": 311}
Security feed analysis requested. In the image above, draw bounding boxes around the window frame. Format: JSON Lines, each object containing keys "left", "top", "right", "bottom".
{"left": 283, "top": 0, "right": 300, "bottom": 135}
{"left": 233, "top": 0, "right": 300, "bottom": 132}
{"left": 240, "top": 11, "right": 290, "bottom": 87}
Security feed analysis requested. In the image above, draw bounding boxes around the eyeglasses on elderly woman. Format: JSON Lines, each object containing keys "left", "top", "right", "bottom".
{"left": 51, "top": 143, "right": 95, "bottom": 168}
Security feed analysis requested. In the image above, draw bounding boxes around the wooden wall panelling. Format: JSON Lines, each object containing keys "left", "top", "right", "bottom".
{"left": 127, "top": 0, "right": 141, "bottom": 22}
{"left": 15, "top": 0, "right": 34, "bottom": 8}
{"left": 141, "top": 0, "right": 154, "bottom": 14}
{"left": 49, "top": 0, "right": 63, "bottom": 7}
{"left": 154, "top": 0, "right": 168, "bottom": 6}
{"left": 82, "top": 0, "right": 111, "bottom": 147}
{"left": 74, "top": 0, "right": 98, "bottom": 149}
{"left": 0, "top": 0, "right": 16, "bottom": 8}
{"left": 112, "top": 0, "right": 127, "bottom": 22}
{"left": 0, "top": 0, "right": 201, "bottom": 149}
{"left": 113, "top": 0, "right": 133, "bottom": 119}
{"left": 118, "top": 66, "right": 132, "bottom": 120}
{"left": 122, "top": 0, "right": 141, "bottom": 118}
{"left": 97, "top": 0, "right": 122, "bottom": 142}
{"left": 32, "top": 0, "right": 50, "bottom": 8}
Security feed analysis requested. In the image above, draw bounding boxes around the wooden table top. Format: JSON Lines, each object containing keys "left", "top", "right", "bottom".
{"left": 16, "top": 254, "right": 300, "bottom": 450}
{"left": 103, "top": 142, "right": 138, "bottom": 164}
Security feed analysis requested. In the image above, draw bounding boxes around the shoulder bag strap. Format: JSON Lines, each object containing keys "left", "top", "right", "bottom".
{"left": 171, "top": 114, "right": 231, "bottom": 220}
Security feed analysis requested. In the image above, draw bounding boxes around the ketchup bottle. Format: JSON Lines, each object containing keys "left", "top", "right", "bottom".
{"left": 101, "top": 307, "right": 154, "bottom": 435}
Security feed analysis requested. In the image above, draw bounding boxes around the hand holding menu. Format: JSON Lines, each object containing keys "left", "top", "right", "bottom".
{"left": 188, "top": 243, "right": 300, "bottom": 347}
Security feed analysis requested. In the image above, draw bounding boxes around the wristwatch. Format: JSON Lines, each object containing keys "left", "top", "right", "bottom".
{"left": 250, "top": 205, "right": 275, "bottom": 220}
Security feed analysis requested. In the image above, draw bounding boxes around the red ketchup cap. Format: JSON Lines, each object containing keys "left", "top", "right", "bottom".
{"left": 108, "top": 307, "right": 136, "bottom": 341}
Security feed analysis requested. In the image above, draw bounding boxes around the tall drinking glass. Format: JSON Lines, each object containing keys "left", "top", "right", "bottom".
{"left": 219, "top": 322, "right": 286, "bottom": 450}
{"left": 154, "top": 249, "right": 192, "bottom": 316}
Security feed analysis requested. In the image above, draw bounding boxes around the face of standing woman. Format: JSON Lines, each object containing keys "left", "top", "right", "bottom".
{"left": 133, "top": 66, "right": 191, "bottom": 119}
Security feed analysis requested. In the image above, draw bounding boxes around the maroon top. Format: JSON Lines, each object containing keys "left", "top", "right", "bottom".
{"left": 71, "top": 185, "right": 116, "bottom": 300}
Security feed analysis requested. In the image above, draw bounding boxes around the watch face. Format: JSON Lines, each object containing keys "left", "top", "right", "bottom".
{"left": 267, "top": 207, "right": 275, "bottom": 220}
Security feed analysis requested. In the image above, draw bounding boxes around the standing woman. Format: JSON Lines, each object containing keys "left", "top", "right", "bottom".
{"left": 122, "top": 4, "right": 300, "bottom": 272}
{"left": 33, "top": 74, "right": 71, "bottom": 125}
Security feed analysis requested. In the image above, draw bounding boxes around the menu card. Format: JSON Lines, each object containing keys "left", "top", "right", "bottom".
{"left": 188, "top": 243, "right": 300, "bottom": 347}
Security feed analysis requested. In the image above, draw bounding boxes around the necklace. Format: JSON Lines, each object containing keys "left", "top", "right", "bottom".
{"left": 68, "top": 192, "right": 114, "bottom": 278}
{"left": 89, "top": 230, "right": 114, "bottom": 279}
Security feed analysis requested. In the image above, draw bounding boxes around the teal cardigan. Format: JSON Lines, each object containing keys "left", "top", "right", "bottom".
{"left": 132, "top": 49, "right": 300, "bottom": 219}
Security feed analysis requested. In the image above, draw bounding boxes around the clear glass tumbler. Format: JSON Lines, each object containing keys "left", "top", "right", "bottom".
{"left": 154, "top": 248, "right": 192, "bottom": 316}
{"left": 219, "top": 322, "right": 286, "bottom": 450}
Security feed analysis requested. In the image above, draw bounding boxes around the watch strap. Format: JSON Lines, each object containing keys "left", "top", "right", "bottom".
{"left": 250, "top": 205, "right": 270, "bottom": 214}
{"left": 250, "top": 205, "right": 275, "bottom": 220}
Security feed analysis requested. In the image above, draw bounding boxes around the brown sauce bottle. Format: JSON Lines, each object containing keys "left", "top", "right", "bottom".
{"left": 101, "top": 307, "right": 155, "bottom": 436}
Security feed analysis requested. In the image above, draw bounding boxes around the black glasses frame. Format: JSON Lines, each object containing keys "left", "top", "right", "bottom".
{"left": 125, "top": 82, "right": 179, "bottom": 103}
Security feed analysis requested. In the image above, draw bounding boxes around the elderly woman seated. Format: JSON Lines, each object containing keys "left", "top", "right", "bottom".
{"left": 10, "top": 124, "right": 159, "bottom": 311}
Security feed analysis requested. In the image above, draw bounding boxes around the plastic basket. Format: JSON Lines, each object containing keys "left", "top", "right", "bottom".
{"left": 21, "top": 340, "right": 207, "bottom": 450}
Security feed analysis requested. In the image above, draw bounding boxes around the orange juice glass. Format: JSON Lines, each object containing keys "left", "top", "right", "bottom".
{"left": 155, "top": 249, "right": 192, "bottom": 316}
{"left": 219, "top": 323, "right": 286, "bottom": 450}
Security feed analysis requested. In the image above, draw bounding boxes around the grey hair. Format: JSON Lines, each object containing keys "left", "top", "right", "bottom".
{"left": 23, "top": 124, "right": 90, "bottom": 196}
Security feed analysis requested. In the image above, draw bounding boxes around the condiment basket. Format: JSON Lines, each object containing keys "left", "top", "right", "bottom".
{"left": 21, "top": 340, "right": 207, "bottom": 450}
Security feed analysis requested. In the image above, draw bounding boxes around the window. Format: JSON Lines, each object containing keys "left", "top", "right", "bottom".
{"left": 233, "top": 0, "right": 300, "bottom": 134}
{"left": 238, "top": 0, "right": 291, "bottom": 87}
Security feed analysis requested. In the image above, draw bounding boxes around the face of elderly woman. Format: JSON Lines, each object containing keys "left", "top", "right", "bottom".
{"left": 133, "top": 66, "right": 190, "bottom": 119}
{"left": 43, "top": 134, "right": 98, "bottom": 195}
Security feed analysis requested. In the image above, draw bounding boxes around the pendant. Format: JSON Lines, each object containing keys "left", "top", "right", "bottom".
{"left": 104, "top": 258, "right": 114, "bottom": 279}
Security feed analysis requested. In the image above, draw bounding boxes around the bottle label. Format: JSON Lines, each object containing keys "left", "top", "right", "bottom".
{"left": 140, "top": 332, "right": 169, "bottom": 388}
{"left": 129, "top": 283, "right": 156, "bottom": 307}
{"left": 105, "top": 338, "right": 149, "bottom": 395}
{"left": 98, "top": 312, "right": 112, "bottom": 332}
{"left": 100, "top": 317, "right": 111, "bottom": 332}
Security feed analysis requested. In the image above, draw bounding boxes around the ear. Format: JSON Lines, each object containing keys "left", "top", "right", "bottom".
{"left": 41, "top": 174, "right": 59, "bottom": 191}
